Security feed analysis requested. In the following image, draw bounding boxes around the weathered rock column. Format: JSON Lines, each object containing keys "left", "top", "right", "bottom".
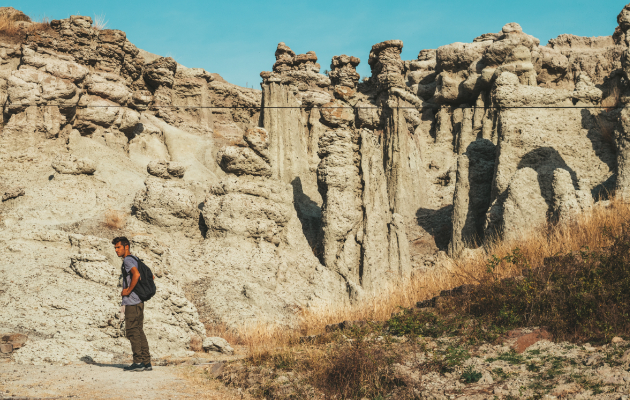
{"left": 316, "top": 98, "right": 364, "bottom": 297}
{"left": 616, "top": 106, "right": 630, "bottom": 200}
{"left": 259, "top": 43, "right": 330, "bottom": 202}
{"left": 449, "top": 155, "right": 472, "bottom": 257}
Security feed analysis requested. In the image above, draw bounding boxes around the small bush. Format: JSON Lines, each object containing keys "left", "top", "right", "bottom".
{"left": 313, "top": 328, "right": 401, "bottom": 399}
{"left": 461, "top": 365, "right": 482, "bottom": 384}
{"left": 103, "top": 209, "right": 126, "bottom": 230}
{"left": 189, "top": 335, "right": 203, "bottom": 352}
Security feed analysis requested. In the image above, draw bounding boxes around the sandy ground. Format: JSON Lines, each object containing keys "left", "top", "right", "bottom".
{"left": 0, "top": 354, "right": 245, "bottom": 400}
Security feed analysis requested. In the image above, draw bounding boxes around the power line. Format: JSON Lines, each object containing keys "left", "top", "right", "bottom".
{"left": 1, "top": 103, "right": 624, "bottom": 110}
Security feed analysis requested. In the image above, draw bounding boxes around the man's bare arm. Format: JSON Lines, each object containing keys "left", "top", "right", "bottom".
{"left": 121, "top": 267, "right": 140, "bottom": 297}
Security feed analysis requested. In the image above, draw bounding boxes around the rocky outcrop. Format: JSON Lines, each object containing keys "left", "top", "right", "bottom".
{"left": 195, "top": 175, "right": 347, "bottom": 327}
{"left": 202, "top": 337, "right": 234, "bottom": 355}
{"left": 481, "top": 71, "right": 614, "bottom": 238}
{"left": 1, "top": 185, "right": 25, "bottom": 202}
{"left": 552, "top": 168, "right": 581, "bottom": 223}
{"left": 329, "top": 55, "right": 361, "bottom": 88}
{"left": 147, "top": 159, "right": 186, "bottom": 179}
{"left": 52, "top": 154, "right": 96, "bottom": 175}
{"left": 133, "top": 176, "right": 198, "bottom": 229}
{"left": 217, "top": 146, "right": 272, "bottom": 177}
{"left": 502, "top": 168, "right": 549, "bottom": 241}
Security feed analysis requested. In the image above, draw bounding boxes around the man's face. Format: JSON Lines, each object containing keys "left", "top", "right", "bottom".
{"left": 114, "top": 243, "right": 128, "bottom": 257}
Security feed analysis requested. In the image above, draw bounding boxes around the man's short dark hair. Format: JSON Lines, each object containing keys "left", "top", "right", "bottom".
{"left": 112, "top": 236, "right": 130, "bottom": 248}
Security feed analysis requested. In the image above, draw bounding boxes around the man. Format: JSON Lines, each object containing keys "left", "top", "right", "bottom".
{"left": 113, "top": 237, "right": 152, "bottom": 372}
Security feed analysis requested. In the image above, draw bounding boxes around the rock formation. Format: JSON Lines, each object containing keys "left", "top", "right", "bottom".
{"left": 2, "top": 3, "right": 630, "bottom": 364}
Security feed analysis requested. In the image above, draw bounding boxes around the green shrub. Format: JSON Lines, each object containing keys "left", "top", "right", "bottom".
{"left": 461, "top": 365, "right": 482, "bottom": 384}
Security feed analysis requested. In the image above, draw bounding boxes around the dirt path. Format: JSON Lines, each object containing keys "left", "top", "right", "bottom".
{"left": 0, "top": 360, "right": 241, "bottom": 400}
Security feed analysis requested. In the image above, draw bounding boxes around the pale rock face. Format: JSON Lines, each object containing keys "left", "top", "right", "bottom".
{"left": 244, "top": 127, "right": 271, "bottom": 163}
{"left": 74, "top": 95, "right": 121, "bottom": 133}
{"left": 52, "top": 154, "right": 97, "bottom": 175}
{"left": 118, "top": 108, "right": 141, "bottom": 134}
{"left": 301, "top": 90, "right": 333, "bottom": 107}
{"left": 317, "top": 128, "right": 363, "bottom": 293}
{"left": 204, "top": 176, "right": 292, "bottom": 244}
{"left": 21, "top": 47, "right": 89, "bottom": 83}
{"left": 133, "top": 176, "right": 198, "bottom": 228}
{"left": 2, "top": 230, "right": 205, "bottom": 365}
{"left": 502, "top": 168, "right": 549, "bottom": 241}
{"left": 320, "top": 100, "right": 354, "bottom": 127}
{"left": 355, "top": 101, "right": 380, "bottom": 129}
{"left": 193, "top": 175, "right": 347, "bottom": 328}
{"left": 84, "top": 71, "right": 132, "bottom": 105}
{"left": 7, "top": 68, "right": 78, "bottom": 111}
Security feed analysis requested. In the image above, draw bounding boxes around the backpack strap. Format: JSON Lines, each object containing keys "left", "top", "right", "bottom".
{"left": 128, "top": 255, "right": 141, "bottom": 280}
{"left": 121, "top": 255, "right": 140, "bottom": 287}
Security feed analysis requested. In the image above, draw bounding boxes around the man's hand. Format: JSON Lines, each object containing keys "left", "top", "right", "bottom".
{"left": 121, "top": 267, "right": 141, "bottom": 297}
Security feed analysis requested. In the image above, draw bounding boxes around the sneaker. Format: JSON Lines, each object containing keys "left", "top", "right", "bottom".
{"left": 141, "top": 363, "right": 152, "bottom": 371}
{"left": 124, "top": 363, "right": 144, "bottom": 371}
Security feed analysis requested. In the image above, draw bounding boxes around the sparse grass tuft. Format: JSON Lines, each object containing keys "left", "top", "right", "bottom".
{"left": 103, "top": 209, "right": 127, "bottom": 230}
{"left": 92, "top": 14, "right": 108, "bottom": 30}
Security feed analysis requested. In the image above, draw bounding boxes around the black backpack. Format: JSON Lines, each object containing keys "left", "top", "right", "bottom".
{"left": 121, "top": 255, "right": 157, "bottom": 302}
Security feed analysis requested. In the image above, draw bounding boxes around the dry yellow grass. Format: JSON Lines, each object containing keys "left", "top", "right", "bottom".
{"left": 229, "top": 196, "right": 630, "bottom": 358}
{"left": 179, "top": 366, "right": 254, "bottom": 399}
{"left": 103, "top": 209, "right": 127, "bottom": 230}
{"left": 0, "top": 13, "right": 52, "bottom": 37}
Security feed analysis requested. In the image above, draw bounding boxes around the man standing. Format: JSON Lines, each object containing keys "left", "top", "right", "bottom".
{"left": 113, "top": 237, "right": 152, "bottom": 372}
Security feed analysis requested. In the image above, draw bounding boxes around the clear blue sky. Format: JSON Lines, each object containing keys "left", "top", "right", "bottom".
{"left": 15, "top": 0, "right": 630, "bottom": 88}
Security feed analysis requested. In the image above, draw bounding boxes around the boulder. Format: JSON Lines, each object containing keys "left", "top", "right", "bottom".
{"left": 2, "top": 186, "right": 25, "bottom": 202}
{"left": 52, "top": 154, "right": 96, "bottom": 175}
{"left": 202, "top": 337, "right": 234, "bottom": 355}
{"left": 217, "top": 146, "right": 272, "bottom": 177}
{"left": 133, "top": 176, "right": 197, "bottom": 228}
{"left": 143, "top": 57, "right": 178, "bottom": 89}
{"left": 502, "top": 168, "right": 548, "bottom": 241}
{"left": 552, "top": 168, "right": 580, "bottom": 223}
{"left": 147, "top": 160, "right": 187, "bottom": 179}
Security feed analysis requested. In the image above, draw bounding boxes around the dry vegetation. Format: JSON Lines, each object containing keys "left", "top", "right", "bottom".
{"left": 103, "top": 209, "right": 127, "bottom": 230}
{"left": 191, "top": 196, "right": 630, "bottom": 399}
{"left": 296, "top": 196, "right": 630, "bottom": 340}
{"left": 0, "top": 13, "right": 51, "bottom": 38}
{"left": 92, "top": 14, "right": 108, "bottom": 31}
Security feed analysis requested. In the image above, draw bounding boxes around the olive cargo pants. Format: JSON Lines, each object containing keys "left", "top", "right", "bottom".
{"left": 125, "top": 303, "right": 151, "bottom": 365}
